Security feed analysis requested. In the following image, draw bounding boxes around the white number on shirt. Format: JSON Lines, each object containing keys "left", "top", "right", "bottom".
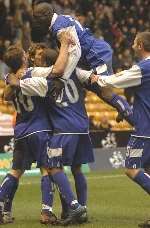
{"left": 56, "top": 79, "right": 79, "bottom": 107}
{"left": 13, "top": 92, "right": 34, "bottom": 114}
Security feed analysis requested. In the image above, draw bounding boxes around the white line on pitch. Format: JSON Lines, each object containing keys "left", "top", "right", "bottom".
{"left": 19, "top": 174, "right": 125, "bottom": 185}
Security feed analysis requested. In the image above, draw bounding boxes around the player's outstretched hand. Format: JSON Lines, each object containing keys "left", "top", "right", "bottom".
{"left": 90, "top": 74, "right": 99, "bottom": 84}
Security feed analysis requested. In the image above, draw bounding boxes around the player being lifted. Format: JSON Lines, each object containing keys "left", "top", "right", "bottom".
{"left": 91, "top": 32, "right": 150, "bottom": 228}
{"left": 32, "top": 1, "right": 134, "bottom": 125}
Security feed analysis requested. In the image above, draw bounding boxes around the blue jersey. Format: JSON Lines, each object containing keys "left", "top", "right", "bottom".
{"left": 97, "top": 57, "right": 150, "bottom": 137}
{"left": 50, "top": 14, "right": 113, "bottom": 74}
{"left": 132, "top": 59, "right": 150, "bottom": 137}
{"left": 19, "top": 68, "right": 89, "bottom": 134}
{"left": 46, "top": 71, "right": 89, "bottom": 133}
{"left": 11, "top": 69, "right": 52, "bottom": 139}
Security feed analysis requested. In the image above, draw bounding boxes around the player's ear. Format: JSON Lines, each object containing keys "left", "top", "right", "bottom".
{"left": 138, "top": 41, "right": 143, "bottom": 50}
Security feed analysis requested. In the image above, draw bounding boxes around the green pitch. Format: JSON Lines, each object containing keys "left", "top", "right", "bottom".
{"left": 1, "top": 169, "right": 149, "bottom": 228}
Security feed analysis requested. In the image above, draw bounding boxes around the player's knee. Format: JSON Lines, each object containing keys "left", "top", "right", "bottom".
{"left": 71, "top": 165, "right": 82, "bottom": 175}
{"left": 125, "top": 168, "right": 140, "bottom": 179}
{"left": 10, "top": 169, "right": 24, "bottom": 179}
{"left": 40, "top": 167, "right": 49, "bottom": 176}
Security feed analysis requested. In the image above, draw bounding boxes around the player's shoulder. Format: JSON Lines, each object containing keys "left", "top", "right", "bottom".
{"left": 137, "top": 58, "right": 150, "bottom": 72}
{"left": 22, "top": 68, "right": 33, "bottom": 79}
{"left": 52, "top": 14, "right": 73, "bottom": 31}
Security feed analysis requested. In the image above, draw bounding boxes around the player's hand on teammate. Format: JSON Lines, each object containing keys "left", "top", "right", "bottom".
{"left": 7, "top": 73, "right": 20, "bottom": 87}
{"left": 90, "top": 74, "right": 99, "bottom": 84}
{"left": 48, "top": 78, "right": 65, "bottom": 102}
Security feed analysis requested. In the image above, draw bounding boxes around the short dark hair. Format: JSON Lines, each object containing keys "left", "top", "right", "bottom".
{"left": 4, "top": 45, "right": 24, "bottom": 73}
{"left": 42, "top": 48, "right": 58, "bottom": 66}
{"left": 32, "top": 0, "right": 52, "bottom": 8}
{"left": 32, "top": 3, "right": 54, "bottom": 41}
{"left": 136, "top": 32, "right": 150, "bottom": 52}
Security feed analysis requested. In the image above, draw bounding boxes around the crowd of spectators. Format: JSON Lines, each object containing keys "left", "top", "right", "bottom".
{"left": 0, "top": 0, "right": 149, "bottom": 127}
{"left": 0, "top": 0, "right": 150, "bottom": 80}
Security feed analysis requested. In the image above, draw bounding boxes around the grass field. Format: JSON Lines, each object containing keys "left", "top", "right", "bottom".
{"left": 1, "top": 169, "right": 149, "bottom": 228}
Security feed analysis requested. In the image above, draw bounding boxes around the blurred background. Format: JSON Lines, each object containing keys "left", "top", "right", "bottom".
{"left": 0, "top": 0, "right": 149, "bottom": 152}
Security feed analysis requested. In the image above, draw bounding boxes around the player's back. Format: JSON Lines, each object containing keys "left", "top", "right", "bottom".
{"left": 51, "top": 14, "right": 113, "bottom": 72}
{"left": 46, "top": 70, "right": 89, "bottom": 133}
{"left": 12, "top": 69, "right": 51, "bottom": 139}
{"left": 132, "top": 58, "right": 150, "bottom": 137}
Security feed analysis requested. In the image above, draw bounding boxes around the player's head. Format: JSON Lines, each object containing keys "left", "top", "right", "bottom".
{"left": 32, "top": 0, "right": 52, "bottom": 8}
{"left": 41, "top": 48, "right": 58, "bottom": 66}
{"left": 32, "top": 3, "right": 54, "bottom": 41}
{"left": 4, "top": 45, "right": 27, "bottom": 73}
{"left": 132, "top": 32, "right": 150, "bottom": 58}
{"left": 28, "top": 42, "right": 47, "bottom": 66}
{"left": 28, "top": 43, "right": 58, "bottom": 67}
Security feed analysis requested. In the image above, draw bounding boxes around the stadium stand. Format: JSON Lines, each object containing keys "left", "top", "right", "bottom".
{"left": 0, "top": 0, "right": 149, "bottom": 131}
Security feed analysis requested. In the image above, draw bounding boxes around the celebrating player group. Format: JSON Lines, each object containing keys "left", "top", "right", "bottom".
{"left": 0, "top": 1, "right": 150, "bottom": 227}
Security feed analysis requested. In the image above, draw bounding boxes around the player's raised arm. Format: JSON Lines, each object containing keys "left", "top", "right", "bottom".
{"left": 76, "top": 67, "right": 134, "bottom": 126}
{"left": 52, "top": 31, "right": 77, "bottom": 77}
{"left": 92, "top": 65, "right": 142, "bottom": 89}
{"left": 7, "top": 72, "right": 64, "bottom": 100}
{"left": 56, "top": 27, "right": 81, "bottom": 79}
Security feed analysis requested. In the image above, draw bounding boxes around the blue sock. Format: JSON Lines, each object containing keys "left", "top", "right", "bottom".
{"left": 59, "top": 192, "right": 69, "bottom": 214}
{"left": 41, "top": 175, "right": 54, "bottom": 212}
{"left": 52, "top": 171, "right": 77, "bottom": 207}
{"left": 4, "top": 179, "right": 18, "bottom": 212}
{"left": 0, "top": 174, "right": 18, "bottom": 212}
{"left": 108, "top": 94, "right": 134, "bottom": 126}
{"left": 73, "top": 172, "right": 87, "bottom": 206}
{"left": 134, "top": 170, "right": 150, "bottom": 194}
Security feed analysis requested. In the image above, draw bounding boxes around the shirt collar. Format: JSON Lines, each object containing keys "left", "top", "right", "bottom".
{"left": 49, "top": 13, "right": 58, "bottom": 30}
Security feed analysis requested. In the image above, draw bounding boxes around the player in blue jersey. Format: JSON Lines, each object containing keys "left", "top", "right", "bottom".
{"left": 31, "top": 2, "right": 134, "bottom": 125}
{"left": 0, "top": 45, "right": 62, "bottom": 225}
{"left": 91, "top": 32, "right": 150, "bottom": 228}
{"left": 28, "top": 43, "right": 93, "bottom": 225}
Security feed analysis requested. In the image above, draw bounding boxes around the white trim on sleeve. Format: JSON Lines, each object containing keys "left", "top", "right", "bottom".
{"left": 76, "top": 67, "right": 93, "bottom": 84}
{"left": 58, "top": 26, "right": 81, "bottom": 79}
{"left": 31, "top": 67, "right": 53, "bottom": 78}
{"left": 97, "top": 65, "right": 142, "bottom": 88}
{"left": 96, "top": 64, "right": 108, "bottom": 74}
{"left": 49, "top": 13, "right": 58, "bottom": 29}
{"left": 20, "top": 77, "right": 48, "bottom": 97}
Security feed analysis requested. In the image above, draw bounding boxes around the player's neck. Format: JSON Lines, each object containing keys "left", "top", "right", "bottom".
{"left": 141, "top": 51, "right": 150, "bottom": 60}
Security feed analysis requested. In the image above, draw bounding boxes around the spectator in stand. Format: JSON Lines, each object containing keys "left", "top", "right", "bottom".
{"left": 0, "top": 0, "right": 149, "bottom": 73}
